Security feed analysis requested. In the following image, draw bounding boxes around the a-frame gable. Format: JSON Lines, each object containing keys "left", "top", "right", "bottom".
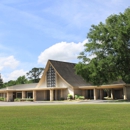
{"left": 50, "top": 61, "right": 74, "bottom": 88}
{"left": 36, "top": 60, "right": 51, "bottom": 88}
{"left": 49, "top": 60, "right": 90, "bottom": 87}
{"left": 36, "top": 60, "right": 74, "bottom": 88}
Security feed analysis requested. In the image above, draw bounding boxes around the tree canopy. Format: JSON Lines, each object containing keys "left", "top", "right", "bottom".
{"left": 0, "top": 74, "right": 3, "bottom": 89}
{"left": 26, "top": 67, "right": 44, "bottom": 83}
{"left": 16, "top": 76, "right": 27, "bottom": 84}
{"left": 75, "top": 8, "right": 130, "bottom": 85}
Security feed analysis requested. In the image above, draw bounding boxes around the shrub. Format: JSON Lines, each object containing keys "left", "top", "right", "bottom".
{"left": 78, "top": 96, "right": 85, "bottom": 100}
{"left": 74, "top": 95, "right": 85, "bottom": 100}
{"left": 74, "top": 95, "right": 79, "bottom": 99}
{"left": 67, "top": 94, "right": 73, "bottom": 99}
{"left": 15, "top": 98, "right": 34, "bottom": 102}
{"left": 0, "top": 97, "right": 5, "bottom": 101}
{"left": 14, "top": 98, "right": 21, "bottom": 102}
{"left": 25, "top": 98, "right": 33, "bottom": 101}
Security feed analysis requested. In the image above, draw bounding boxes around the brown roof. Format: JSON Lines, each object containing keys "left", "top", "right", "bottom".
{"left": 49, "top": 60, "right": 92, "bottom": 87}
{"left": 0, "top": 83, "right": 37, "bottom": 90}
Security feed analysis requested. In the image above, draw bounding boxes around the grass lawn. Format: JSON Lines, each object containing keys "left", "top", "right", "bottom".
{"left": 0, "top": 104, "right": 130, "bottom": 130}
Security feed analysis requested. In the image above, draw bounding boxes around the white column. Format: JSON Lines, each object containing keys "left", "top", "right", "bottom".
{"left": 33, "top": 90, "right": 36, "bottom": 101}
{"left": 111, "top": 89, "right": 114, "bottom": 99}
{"left": 123, "top": 87, "right": 127, "bottom": 100}
{"left": 22, "top": 91, "right": 26, "bottom": 99}
{"left": 82, "top": 90, "right": 85, "bottom": 97}
{"left": 43, "top": 90, "right": 46, "bottom": 100}
{"left": 50, "top": 89, "right": 54, "bottom": 101}
{"left": 61, "top": 89, "right": 63, "bottom": 98}
{"left": 94, "top": 88, "right": 97, "bottom": 100}
{"left": 7, "top": 91, "right": 9, "bottom": 102}
{"left": 55, "top": 90, "right": 57, "bottom": 100}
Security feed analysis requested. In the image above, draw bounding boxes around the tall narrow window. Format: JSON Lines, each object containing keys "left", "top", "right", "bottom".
{"left": 47, "top": 65, "right": 56, "bottom": 87}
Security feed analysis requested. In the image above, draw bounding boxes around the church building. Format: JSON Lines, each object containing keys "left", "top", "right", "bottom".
{"left": 0, "top": 60, "right": 129, "bottom": 101}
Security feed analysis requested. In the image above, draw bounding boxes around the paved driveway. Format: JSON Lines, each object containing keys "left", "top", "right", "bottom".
{"left": 0, "top": 100, "right": 130, "bottom": 106}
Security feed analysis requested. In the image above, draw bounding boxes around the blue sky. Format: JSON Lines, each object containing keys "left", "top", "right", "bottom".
{"left": 0, "top": 0, "right": 129, "bottom": 82}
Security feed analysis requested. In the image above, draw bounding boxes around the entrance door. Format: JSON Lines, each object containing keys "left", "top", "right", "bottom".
{"left": 17, "top": 92, "right": 22, "bottom": 98}
{"left": 46, "top": 90, "right": 50, "bottom": 100}
{"left": 57, "top": 90, "right": 61, "bottom": 100}
{"left": 13, "top": 92, "right": 16, "bottom": 101}
{"left": 115, "top": 89, "right": 123, "bottom": 99}
{"left": 27, "top": 92, "right": 33, "bottom": 98}
{"left": 88, "top": 90, "right": 94, "bottom": 99}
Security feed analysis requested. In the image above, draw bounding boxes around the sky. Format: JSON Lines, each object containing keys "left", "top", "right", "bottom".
{"left": 0, "top": 0, "right": 130, "bottom": 82}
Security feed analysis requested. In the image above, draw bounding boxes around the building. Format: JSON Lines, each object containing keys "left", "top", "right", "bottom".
{"left": 0, "top": 60, "right": 130, "bottom": 101}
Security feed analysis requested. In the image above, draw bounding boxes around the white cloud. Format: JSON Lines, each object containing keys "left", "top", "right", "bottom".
{"left": 38, "top": 39, "right": 88, "bottom": 65}
{"left": 0, "top": 56, "right": 19, "bottom": 71}
{"left": 3, "top": 69, "right": 27, "bottom": 82}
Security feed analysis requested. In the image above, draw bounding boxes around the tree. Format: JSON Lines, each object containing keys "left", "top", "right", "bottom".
{"left": 26, "top": 67, "right": 44, "bottom": 83}
{"left": 75, "top": 8, "right": 130, "bottom": 85}
{"left": 0, "top": 73, "right": 3, "bottom": 88}
{"left": 5, "top": 80, "right": 16, "bottom": 87}
{"left": 16, "top": 75, "right": 27, "bottom": 84}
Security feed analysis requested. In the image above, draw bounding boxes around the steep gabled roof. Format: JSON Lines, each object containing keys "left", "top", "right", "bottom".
{"left": 49, "top": 60, "right": 91, "bottom": 87}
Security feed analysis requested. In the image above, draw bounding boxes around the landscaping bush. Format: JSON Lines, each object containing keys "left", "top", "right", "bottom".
{"left": 74, "top": 95, "right": 79, "bottom": 99}
{"left": 67, "top": 94, "right": 73, "bottom": 100}
{"left": 78, "top": 96, "right": 85, "bottom": 100}
{"left": 14, "top": 98, "right": 21, "bottom": 102}
{"left": 74, "top": 95, "right": 85, "bottom": 100}
{"left": 19, "top": 98, "right": 33, "bottom": 101}
{"left": 25, "top": 98, "right": 33, "bottom": 101}
{"left": 0, "top": 97, "right": 5, "bottom": 101}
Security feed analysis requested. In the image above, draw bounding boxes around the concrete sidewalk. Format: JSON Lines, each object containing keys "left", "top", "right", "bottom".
{"left": 0, "top": 100, "right": 130, "bottom": 106}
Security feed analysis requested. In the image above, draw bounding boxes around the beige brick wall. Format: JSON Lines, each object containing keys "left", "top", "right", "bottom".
{"left": 56, "top": 74, "right": 70, "bottom": 88}
{"left": 74, "top": 89, "right": 82, "bottom": 96}
{"left": 36, "top": 91, "right": 44, "bottom": 101}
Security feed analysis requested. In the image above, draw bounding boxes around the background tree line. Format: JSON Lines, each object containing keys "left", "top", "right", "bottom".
{"left": 0, "top": 67, "right": 44, "bottom": 88}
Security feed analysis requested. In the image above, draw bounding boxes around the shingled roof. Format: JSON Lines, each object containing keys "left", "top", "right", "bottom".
{"left": 49, "top": 60, "right": 91, "bottom": 87}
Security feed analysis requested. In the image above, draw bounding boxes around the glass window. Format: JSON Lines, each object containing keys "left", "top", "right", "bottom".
{"left": 17, "top": 92, "right": 22, "bottom": 98}
{"left": 27, "top": 92, "right": 33, "bottom": 98}
{"left": 47, "top": 66, "right": 56, "bottom": 87}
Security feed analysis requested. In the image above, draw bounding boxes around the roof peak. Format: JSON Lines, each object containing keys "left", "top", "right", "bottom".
{"left": 48, "top": 59, "right": 76, "bottom": 65}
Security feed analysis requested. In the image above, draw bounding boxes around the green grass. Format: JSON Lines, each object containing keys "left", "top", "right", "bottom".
{"left": 0, "top": 104, "right": 130, "bottom": 130}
